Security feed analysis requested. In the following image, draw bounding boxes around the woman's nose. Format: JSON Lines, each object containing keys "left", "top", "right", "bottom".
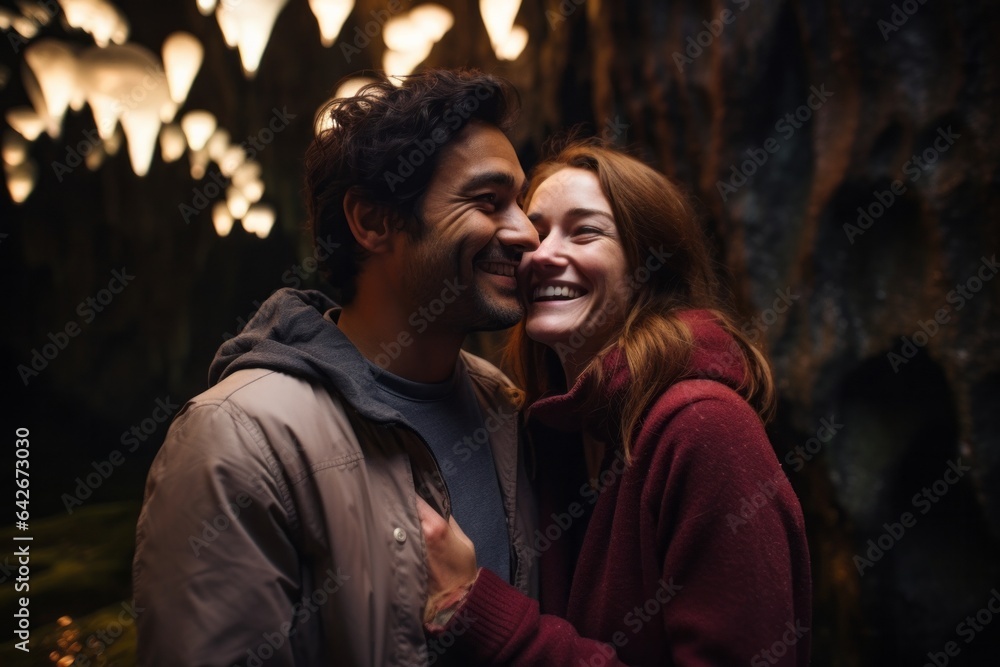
{"left": 526, "top": 232, "right": 568, "bottom": 267}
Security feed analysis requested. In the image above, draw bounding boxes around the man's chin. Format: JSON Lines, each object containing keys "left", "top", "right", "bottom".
{"left": 470, "top": 294, "right": 524, "bottom": 332}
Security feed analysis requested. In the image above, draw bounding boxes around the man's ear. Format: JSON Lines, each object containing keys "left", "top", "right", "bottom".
{"left": 344, "top": 188, "right": 397, "bottom": 254}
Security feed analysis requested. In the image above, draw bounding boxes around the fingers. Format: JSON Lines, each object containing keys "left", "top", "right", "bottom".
{"left": 415, "top": 495, "right": 473, "bottom": 555}
{"left": 416, "top": 495, "right": 449, "bottom": 543}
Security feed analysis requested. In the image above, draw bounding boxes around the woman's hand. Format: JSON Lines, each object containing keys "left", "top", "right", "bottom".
{"left": 415, "top": 495, "right": 478, "bottom": 625}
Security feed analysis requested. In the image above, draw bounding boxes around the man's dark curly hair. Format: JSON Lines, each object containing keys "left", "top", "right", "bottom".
{"left": 304, "top": 69, "right": 520, "bottom": 305}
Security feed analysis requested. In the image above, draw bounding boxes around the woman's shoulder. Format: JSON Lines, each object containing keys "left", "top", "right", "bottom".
{"left": 646, "top": 378, "right": 760, "bottom": 427}
{"left": 635, "top": 378, "right": 771, "bottom": 463}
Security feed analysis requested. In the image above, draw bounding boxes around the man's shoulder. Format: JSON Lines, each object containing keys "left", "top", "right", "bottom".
{"left": 183, "top": 368, "right": 345, "bottom": 426}
{"left": 195, "top": 367, "right": 314, "bottom": 403}
{"left": 162, "top": 368, "right": 359, "bottom": 469}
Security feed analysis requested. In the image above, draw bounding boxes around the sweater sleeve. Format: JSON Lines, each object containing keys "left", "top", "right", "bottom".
{"left": 646, "top": 395, "right": 812, "bottom": 667}
{"left": 429, "top": 390, "right": 811, "bottom": 667}
{"left": 429, "top": 567, "right": 634, "bottom": 667}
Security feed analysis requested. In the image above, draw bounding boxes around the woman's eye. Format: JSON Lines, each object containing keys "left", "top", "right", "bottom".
{"left": 576, "top": 226, "right": 602, "bottom": 236}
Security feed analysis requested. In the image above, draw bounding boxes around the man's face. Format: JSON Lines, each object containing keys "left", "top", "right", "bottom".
{"left": 400, "top": 121, "right": 538, "bottom": 333}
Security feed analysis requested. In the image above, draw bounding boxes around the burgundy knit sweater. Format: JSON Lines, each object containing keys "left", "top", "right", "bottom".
{"left": 432, "top": 310, "right": 812, "bottom": 666}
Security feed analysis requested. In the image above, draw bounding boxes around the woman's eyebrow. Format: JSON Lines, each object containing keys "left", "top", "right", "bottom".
{"left": 564, "top": 207, "right": 615, "bottom": 223}
{"left": 527, "top": 207, "right": 614, "bottom": 224}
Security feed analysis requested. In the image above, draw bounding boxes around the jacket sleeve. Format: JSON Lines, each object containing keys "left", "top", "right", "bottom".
{"left": 133, "top": 400, "right": 302, "bottom": 667}
{"left": 646, "top": 396, "right": 812, "bottom": 667}
{"left": 429, "top": 567, "right": 634, "bottom": 667}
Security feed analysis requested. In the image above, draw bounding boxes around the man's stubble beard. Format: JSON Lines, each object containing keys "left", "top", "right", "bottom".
{"left": 403, "top": 237, "right": 524, "bottom": 335}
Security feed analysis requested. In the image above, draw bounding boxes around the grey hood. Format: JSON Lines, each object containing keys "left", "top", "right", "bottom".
{"left": 209, "top": 287, "right": 403, "bottom": 426}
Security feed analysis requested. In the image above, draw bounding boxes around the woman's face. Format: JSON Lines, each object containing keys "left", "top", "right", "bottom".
{"left": 519, "top": 167, "right": 630, "bottom": 361}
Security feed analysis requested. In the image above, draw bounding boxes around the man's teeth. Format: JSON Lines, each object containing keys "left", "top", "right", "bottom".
{"left": 533, "top": 285, "right": 583, "bottom": 301}
{"left": 481, "top": 262, "right": 515, "bottom": 277}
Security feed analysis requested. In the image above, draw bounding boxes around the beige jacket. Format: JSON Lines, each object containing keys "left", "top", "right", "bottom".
{"left": 133, "top": 289, "right": 537, "bottom": 666}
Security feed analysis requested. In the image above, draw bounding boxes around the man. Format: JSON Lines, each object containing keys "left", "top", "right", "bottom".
{"left": 133, "top": 69, "right": 539, "bottom": 666}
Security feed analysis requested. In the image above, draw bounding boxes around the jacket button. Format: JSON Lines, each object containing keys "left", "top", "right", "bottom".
{"left": 393, "top": 527, "right": 406, "bottom": 543}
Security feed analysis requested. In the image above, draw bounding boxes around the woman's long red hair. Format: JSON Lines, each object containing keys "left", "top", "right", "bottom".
{"left": 503, "top": 140, "right": 775, "bottom": 458}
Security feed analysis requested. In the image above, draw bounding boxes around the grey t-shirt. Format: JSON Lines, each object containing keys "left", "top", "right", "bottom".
{"left": 367, "top": 359, "right": 511, "bottom": 583}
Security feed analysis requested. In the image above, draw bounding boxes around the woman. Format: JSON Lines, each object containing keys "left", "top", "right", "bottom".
{"left": 418, "top": 140, "right": 811, "bottom": 666}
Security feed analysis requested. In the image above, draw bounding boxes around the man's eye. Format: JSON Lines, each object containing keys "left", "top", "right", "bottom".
{"left": 477, "top": 193, "right": 497, "bottom": 204}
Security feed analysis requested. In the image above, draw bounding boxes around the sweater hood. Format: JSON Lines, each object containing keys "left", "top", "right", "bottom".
{"left": 527, "top": 309, "right": 749, "bottom": 432}
{"left": 208, "top": 288, "right": 404, "bottom": 425}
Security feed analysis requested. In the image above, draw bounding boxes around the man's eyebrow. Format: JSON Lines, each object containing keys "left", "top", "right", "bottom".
{"left": 458, "top": 171, "right": 518, "bottom": 194}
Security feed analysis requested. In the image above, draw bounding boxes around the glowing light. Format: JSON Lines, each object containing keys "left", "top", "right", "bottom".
{"left": 213, "top": 201, "right": 234, "bottom": 236}
{"left": 86, "top": 92, "right": 120, "bottom": 139}
{"left": 409, "top": 3, "right": 454, "bottom": 41}
{"left": 104, "top": 126, "right": 122, "bottom": 155}
{"left": 181, "top": 110, "right": 217, "bottom": 152}
{"left": 219, "top": 145, "right": 245, "bottom": 176}
{"left": 334, "top": 77, "right": 375, "bottom": 100}
{"left": 495, "top": 24, "right": 527, "bottom": 60}
{"left": 314, "top": 77, "right": 376, "bottom": 135}
{"left": 197, "top": 0, "right": 217, "bottom": 16}
{"left": 0, "top": 9, "right": 16, "bottom": 30}
{"left": 119, "top": 107, "right": 161, "bottom": 176}
{"left": 190, "top": 145, "right": 209, "bottom": 179}
{"left": 20, "top": 2, "right": 55, "bottom": 25}
{"left": 85, "top": 144, "right": 104, "bottom": 170}
{"left": 162, "top": 32, "right": 204, "bottom": 105}
{"left": 479, "top": 0, "right": 521, "bottom": 49}
{"left": 231, "top": 160, "right": 261, "bottom": 189}
{"left": 381, "top": 5, "right": 452, "bottom": 80}
{"left": 384, "top": 15, "right": 429, "bottom": 52}
{"left": 58, "top": 0, "right": 130, "bottom": 47}
{"left": 77, "top": 45, "right": 171, "bottom": 175}
{"left": 308, "top": 0, "right": 354, "bottom": 47}
{"left": 215, "top": 7, "right": 240, "bottom": 48}
{"left": 206, "top": 128, "right": 230, "bottom": 162}
{"left": 69, "top": 84, "right": 87, "bottom": 111}
{"left": 383, "top": 45, "right": 431, "bottom": 79}
{"left": 2, "top": 130, "right": 28, "bottom": 166}
{"left": 6, "top": 107, "right": 46, "bottom": 141}
{"left": 5, "top": 160, "right": 37, "bottom": 203}
{"left": 159, "top": 123, "right": 186, "bottom": 162}
{"left": 159, "top": 98, "right": 180, "bottom": 124}
{"left": 227, "top": 186, "right": 250, "bottom": 218}
{"left": 23, "top": 39, "right": 78, "bottom": 138}
{"left": 241, "top": 178, "right": 264, "bottom": 203}
{"left": 12, "top": 16, "right": 39, "bottom": 38}
{"left": 243, "top": 203, "right": 275, "bottom": 238}
{"left": 216, "top": 0, "right": 291, "bottom": 78}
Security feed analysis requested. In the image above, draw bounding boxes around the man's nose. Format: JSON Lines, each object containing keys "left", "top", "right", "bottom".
{"left": 496, "top": 205, "right": 539, "bottom": 253}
